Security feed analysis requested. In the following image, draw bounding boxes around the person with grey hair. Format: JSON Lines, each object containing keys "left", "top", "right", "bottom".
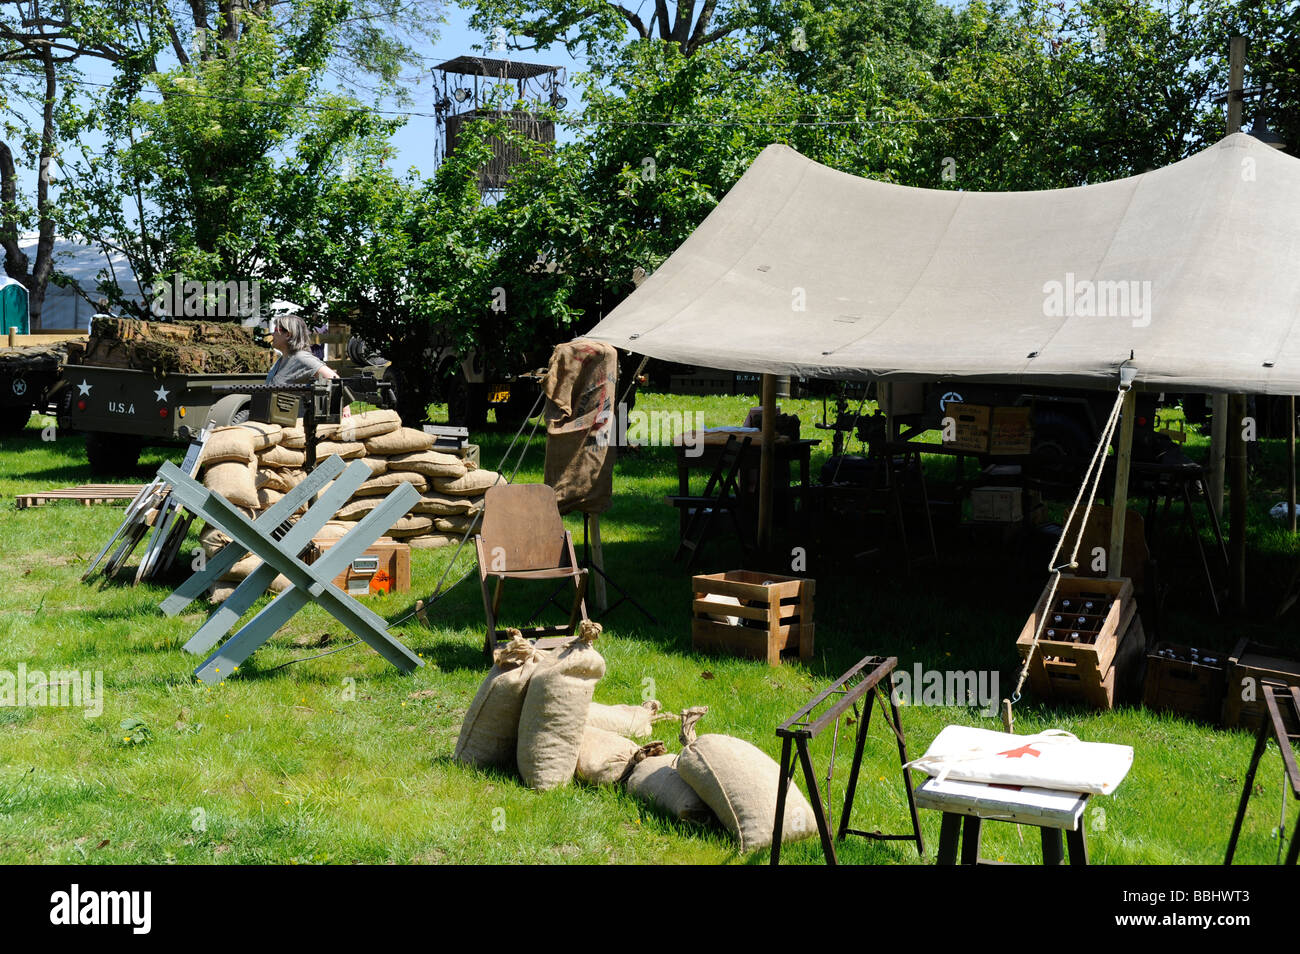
{"left": 265, "top": 313, "right": 338, "bottom": 385}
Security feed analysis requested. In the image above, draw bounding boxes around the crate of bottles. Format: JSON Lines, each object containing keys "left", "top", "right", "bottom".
{"left": 1142, "top": 642, "right": 1227, "bottom": 723}
{"left": 1016, "top": 576, "right": 1135, "bottom": 708}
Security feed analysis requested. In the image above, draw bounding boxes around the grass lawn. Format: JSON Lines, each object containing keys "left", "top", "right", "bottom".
{"left": 0, "top": 390, "right": 1297, "bottom": 864}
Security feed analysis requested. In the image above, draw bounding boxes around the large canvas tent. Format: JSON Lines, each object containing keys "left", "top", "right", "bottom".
{"left": 585, "top": 133, "right": 1300, "bottom": 396}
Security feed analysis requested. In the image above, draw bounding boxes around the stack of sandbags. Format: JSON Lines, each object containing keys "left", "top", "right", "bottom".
{"left": 321, "top": 413, "right": 503, "bottom": 551}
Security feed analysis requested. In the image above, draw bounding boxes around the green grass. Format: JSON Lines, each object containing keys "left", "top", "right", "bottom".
{"left": 0, "top": 393, "right": 1296, "bottom": 864}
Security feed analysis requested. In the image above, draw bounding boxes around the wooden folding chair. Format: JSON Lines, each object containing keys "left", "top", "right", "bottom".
{"left": 666, "top": 434, "right": 752, "bottom": 569}
{"left": 475, "top": 483, "right": 589, "bottom": 656}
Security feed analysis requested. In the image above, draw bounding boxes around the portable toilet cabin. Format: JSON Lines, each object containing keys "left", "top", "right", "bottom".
{"left": 0, "top": 277, "right": 29, "bottom": 335}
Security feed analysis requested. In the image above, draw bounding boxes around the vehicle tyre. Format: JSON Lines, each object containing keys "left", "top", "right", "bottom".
{"left": 448, "top": 379, "right": 487, "bottom": 429}
{"left": 86, "top": 431, "right": 142, "bottom": 476}
{"left": 1, "top": 404, "right": 34, "bottom": 435}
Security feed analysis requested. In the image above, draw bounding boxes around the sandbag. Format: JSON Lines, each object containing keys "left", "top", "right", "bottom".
{"left": 432, "top": 513, "right": 479, "bottom": 534}
{"left": 336, "top": 408, "right": 401, "bottom": 443}
{"left": 517, "top": 620, "right": 606, "bottom": 791}
{"left": 257, "top": 486, "right": 285, "bottom": 510}
{"left": 588, "top": 700, "right": 677, "bottom": 740}
{"left": 259, "top": 444, "right": 306, "bottom": 468}
{"left": 576, "top": 729, "right": 664, "bottom": 786}
{"left": 431, "top": 469, "right": 502, "bottom": 496}
{"left": 675, "top": 707, "right": 818, "bottom": 853}
{"left": 407, "top": 533, "right": 461, "bottom": 549}
{"left": 334, "top": 497, "right": 381, "bottom": 520}
{"left": 313, "top": 440, "right": 365, "bottom": 460}
{"left": 203, "top": 460, "right": 259, "bottom": 509}
{"left": 255, "top": 467, "right": 291, "bottom": 493}
{"left": 234, "top": 420, "right": 282, "bottom": 450}
{"left": 413, "top": 492, "right": 484, "bottom": 516}
{"left": 280, "top": 421, "right": 338, "bottom": 448}
{"left": 198, "top": 507, "right": 258, "bottom": 557}
{"left": 364, "top": 426, "right": 434, "bottom": 456}
{"left": 453, "top": 632, "right": 544, "bottom": 771}
{"left": 625, "top": 754, "right": 717, "bottom": 824}
{"left": 312, "top": 521, "right": 352, "bottom": 542}
{"left": 200, "top": 427, "right": 255, "bottom": 466}
{"left": 354, "top": 470, "right": 428, "bottom": 497}
{"left": 387, "top": 450, "right": 467, "bottom": 479}
{"left": 384, "top": 515, "right": 433, "bottom": 538}
{"left": 360, "top": 456, "right": 388, "bottom": 477}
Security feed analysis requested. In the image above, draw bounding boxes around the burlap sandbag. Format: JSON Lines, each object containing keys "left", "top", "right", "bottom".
{"left": 234, "top": 420, "right": 282, "bottom": 450}
{"left": 384, "top": 515, "right": 433, "bottom": 538}
{"left": 255, "top": 467, "right": 291, "bottom": 493}
{"left": 361, "top": 456, "right": 388, "bottom": 477}
{"left": 432, "top": 513, "right": 479, "bottom": 534}
{"left": 413, "top": 492, "right": 483, "bottom": 516}
{"left": 203, "top": 460, "right": 259, "bottom": 509}
{"left": 407, "top": 533, "right": 461, "bottom": 549}
{"left": 576, "top": 729, "right": 665, "bottom": 786}
{"left": 334, "top": 497, "right": 381, "bottom": 520}
{"left": 517, "top": 620, "right": 606, "bottom": 791}
{"left": 364, "top": 426, "right": 433, "bottom": 456}
{"left": 453, "top": 632, "right": 544, "bottom": 771}
{"left": 431, "top": 469, "right": 502, "bottom": 496}
{"left": 257, "top": 486, "right": 285, "bottom": 510}
{"left": 625, "top": 753, "right": 717, "bottom": 824}
{"left": 588, "top": 700, "right": 678, "bottom": 740}
{"left": 198, "top": 507, "right": 257, "bottom": 557}
{"left": 336, "top": 409, "right": 401, "bottom": 443}
{"left": 313, "top": 440, "right": 365, "bottom": 460}
{"left": 280, "top": 421, "right": 338, "bottom": 449}
{"left": 200, "top": 427, "right": 256, "bottom": 466}
{"left": 259, "top": 444, "right": 305, "bottom": 468}
{"left": 354, "top": 470, "right": 428, "bottom": 497}
{"left": 675, "top": 707, "right": 818, "bottom": 853}
{"left": 312, "top": 521, "right": 352, "bottom": 542}
{"left": 387, "top": 450, "right": 467, "bottom": 479}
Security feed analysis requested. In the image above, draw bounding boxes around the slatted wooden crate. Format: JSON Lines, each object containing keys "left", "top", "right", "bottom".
{"left": 691, "top": 570, "right": 814, "bottom": 666}
{"left": 1142, "top": 642, "right": 1227, "bottom": 723}
{"left": 1016, "top": 576, "right": 1136, "bottom": 709}
{"left": 1223, "top": 638, "right": 1300, "bottom": 734}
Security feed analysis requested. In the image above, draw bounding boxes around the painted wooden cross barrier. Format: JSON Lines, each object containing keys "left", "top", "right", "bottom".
{"left": 156, "top": 455, "right": 424, "bottom": 685}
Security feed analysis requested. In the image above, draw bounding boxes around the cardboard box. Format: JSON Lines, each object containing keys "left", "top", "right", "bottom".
{"left": 312, "top": 536, "right": 410, "bottom": 597}
{"left": 990, "top": 406, "right": 1033, "bottom": 455}
{"left": 944, "top": 402, "right": 990, "bottom": 453}
{"left": 971, "top": 486, "right": 1023, "bottom": 522}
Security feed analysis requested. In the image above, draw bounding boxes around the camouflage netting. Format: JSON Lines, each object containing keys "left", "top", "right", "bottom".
{"left": 66, "top": 317, "right": 272, "bottom": 374}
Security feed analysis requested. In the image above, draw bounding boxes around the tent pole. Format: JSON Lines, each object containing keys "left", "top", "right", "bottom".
{"left": 757, "top": 373, "right": 777, "bottom": 553}
{"left": 1229, "top": 394, "right": 1248, "bottom": 611}
{"left": 1209, "top": 395, "right": 1228, "bottom": 518}
{"left": 1289, "top": 397, "right": 1296, "bottom": 534}
{"left": 1108, "top": 388, "right": 1137, "bottom": 578}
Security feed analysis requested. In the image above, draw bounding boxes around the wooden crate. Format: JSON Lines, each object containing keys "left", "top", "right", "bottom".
{"left": 989, "top": 406, "right": 1033, "bottom": 455}
{"left": 1016, "top": 576, "right": 1135, "bottom": 709}
{"left": 1142, "top": 642, "right": 1227, "bottom": 723}
{"left": 945, "top": 402, "right": 990, "bottom": 453}
{"left": 691, "top": 570, "right": 814, "bottom": 666}
{"left": 1223, "top": 638, "right": 1300, "bottom": 734}
{"left": 311, "top": 536, "right": 410, "bottom": 598}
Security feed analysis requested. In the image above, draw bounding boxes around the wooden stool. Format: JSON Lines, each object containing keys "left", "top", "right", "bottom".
{"left": 915, "top": 777, "right": 1090, "bottom": 865}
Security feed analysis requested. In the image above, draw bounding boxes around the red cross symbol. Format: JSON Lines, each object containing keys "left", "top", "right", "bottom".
{"left": 998, "top": 743, "right": 1041, "bottom": 759}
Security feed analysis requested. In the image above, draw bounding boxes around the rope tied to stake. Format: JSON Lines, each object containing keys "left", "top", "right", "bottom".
{"left": 1008, "top": 380, "right": 1131, "bottom": 708}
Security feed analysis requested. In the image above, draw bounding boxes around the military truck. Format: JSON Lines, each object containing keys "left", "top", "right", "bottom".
{"left": 0, "top": 338, "right": 69, "bottom": 434}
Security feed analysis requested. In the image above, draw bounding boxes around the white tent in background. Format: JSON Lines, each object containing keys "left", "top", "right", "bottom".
{"left": 6, "top": 234, "right": 143, "bottom": 331}
{"left": 586, "top": 133, "right": 1300, "bottom": 396}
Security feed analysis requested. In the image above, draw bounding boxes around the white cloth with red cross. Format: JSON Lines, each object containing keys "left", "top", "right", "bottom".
{"left": 906, "top": 726, "right": 1133, "bottom": 795}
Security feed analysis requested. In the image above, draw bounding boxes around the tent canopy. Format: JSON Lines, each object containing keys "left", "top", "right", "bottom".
{"left": 586, "top": 134, "right": 1300, "bottom": 395}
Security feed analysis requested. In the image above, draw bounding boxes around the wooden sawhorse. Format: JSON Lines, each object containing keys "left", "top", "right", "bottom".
{"left": 771, "top": 654, "right": 924, "bottom": 865}
{"left": 157, "top": 456, "right": 424, "bottom": 684}
{"left": 916, "top": 777, "right": 1090, "bottom": 865}
{"left": 1225, "top": 683, "right": 1300, "bottom": 865}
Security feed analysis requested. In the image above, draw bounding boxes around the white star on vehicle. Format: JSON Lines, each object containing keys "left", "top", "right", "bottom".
{"left": 154, "top": 385, "right": 170, "bottom": 402}
{"left": 77, "top": 380, "right": 92, "bottom": 396}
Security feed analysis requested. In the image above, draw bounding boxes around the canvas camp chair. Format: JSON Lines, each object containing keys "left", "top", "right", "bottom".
{"left": 475, "top": 483, "right": 589, "bottom": 656}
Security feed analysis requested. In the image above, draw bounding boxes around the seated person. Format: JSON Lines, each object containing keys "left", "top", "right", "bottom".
{"left": 265, "top": 314, "right": 339, "bottom": 385}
